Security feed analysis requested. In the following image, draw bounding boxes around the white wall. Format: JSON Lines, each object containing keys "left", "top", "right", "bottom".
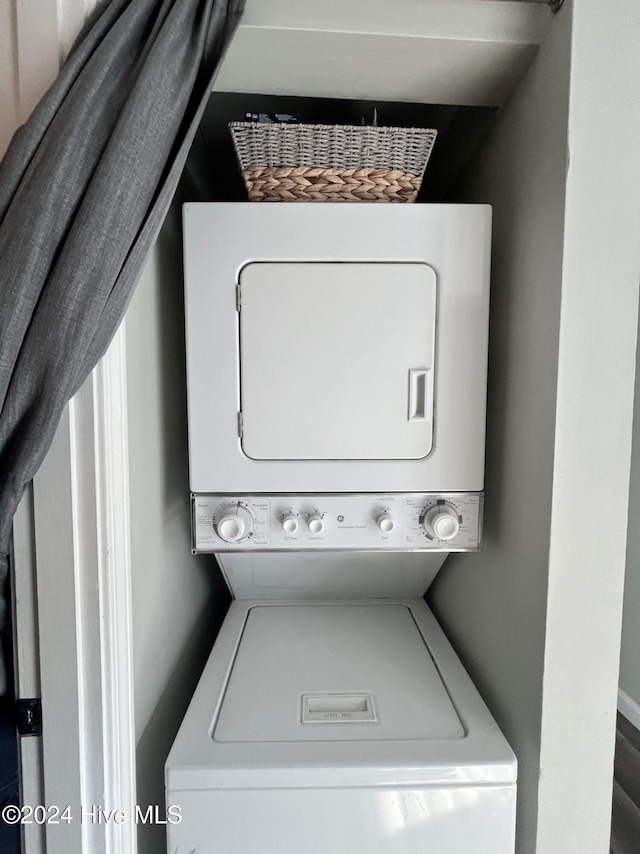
{"left": 125, "top": 200, "right": 229, "bottom": 853}
{"left": 432, "top": 3, "right": 640, "bottom": 854}
{"left": 430, "top": 11, "right": 569, "bottom": 851}
{"left": 214, "top": 0, "right": 548, "bottom": 106}
{"left": 533, "top": 2, "right": 640, "bottom": 849}
{"left": 619, "top": 325, "right": 640, "bottom": 729}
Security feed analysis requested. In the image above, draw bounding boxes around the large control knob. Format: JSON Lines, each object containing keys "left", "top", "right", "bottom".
{"left": 307, "top": 514, "right": 325, "bottom": 534}
{"left": 215, "top": 505, "right": 254, "bottom": 543}
{"left": 423, "top": 504, "right": 461, "bottom": 541}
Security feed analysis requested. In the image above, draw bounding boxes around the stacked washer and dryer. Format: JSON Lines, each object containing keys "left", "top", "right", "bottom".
{"left": 166, "top": 203, "right": 517, "bottom": 853}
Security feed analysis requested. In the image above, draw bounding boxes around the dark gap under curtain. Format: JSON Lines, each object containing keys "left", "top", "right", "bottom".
{"left": 0, "top": 0, "right": 245, "bottom": 693}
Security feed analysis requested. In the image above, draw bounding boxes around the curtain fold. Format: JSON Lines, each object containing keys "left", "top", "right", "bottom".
{"left": 0, "top": 0, "right": 245, "bottom": 694}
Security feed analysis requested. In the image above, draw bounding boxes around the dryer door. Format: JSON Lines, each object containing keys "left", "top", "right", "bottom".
{"left": 238, "top": 262, "right": 436, "bottom": 460}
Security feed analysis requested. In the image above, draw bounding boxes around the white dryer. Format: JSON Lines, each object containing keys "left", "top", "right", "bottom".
{"left": 166, "top": 204, "right": 516, "bottom": 854}
{"left": 183, "top": 203, "right": 490, "bottom": 496}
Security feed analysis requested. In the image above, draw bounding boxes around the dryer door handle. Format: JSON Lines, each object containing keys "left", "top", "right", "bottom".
{"left": 408, "top": 369, "right": 433, "bottom": 422}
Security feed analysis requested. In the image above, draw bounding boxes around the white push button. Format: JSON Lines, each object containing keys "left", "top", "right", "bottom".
{"left": 376, "top": 513, "right": 395, "bottom": 533}
{"left": 307, "top": 514, "right": 324, "bottom": 534}
{"left": 282, "top": 515, "right": 299, "bottom": 534}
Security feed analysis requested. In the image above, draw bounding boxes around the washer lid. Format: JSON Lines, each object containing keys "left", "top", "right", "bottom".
{"left": 213, "top": 603, "right": 464, "bottom": 743}
{"left": 238, "top": 262, "right": 436, "bottom": 461}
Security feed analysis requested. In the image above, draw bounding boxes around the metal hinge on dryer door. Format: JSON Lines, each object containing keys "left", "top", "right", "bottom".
{"left": 238, "top": 412, "right": 243, "bottom": 438}
{"left": 236, "top": 283, "right": 241, "bottom": 312}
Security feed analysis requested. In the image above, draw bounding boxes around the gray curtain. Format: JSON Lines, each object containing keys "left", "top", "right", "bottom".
{"left": 0, "top": 0, "right": 244, "bottom": 693}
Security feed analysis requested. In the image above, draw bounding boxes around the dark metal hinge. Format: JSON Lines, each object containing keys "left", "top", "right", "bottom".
{"left": 548, "top": 0, "right": 565, "bottom": 11}
{"left": 16, "top": 698, "right": 42, "bottom": 736}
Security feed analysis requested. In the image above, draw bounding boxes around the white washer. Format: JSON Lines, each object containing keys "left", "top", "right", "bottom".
{"left": 167, "top": 204, "right": 516, "bottom": 853}
{"left": 166, "top": 599, "right": 516, "bottom": 854}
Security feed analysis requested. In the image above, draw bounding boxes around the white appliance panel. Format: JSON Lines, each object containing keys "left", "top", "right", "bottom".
{"left": 216, "top": 551, "right": 449, "bottom": 601}
{"left": 192, "top": 492, "right": 482, "bottom": 552}
{"left": 168, "top": 788, "right": 517, "bottom": 854}
{"left": 183, "top": 204, "right": 491, "bottom": 494}
{"left": 214, "top": 604, "right": 464, "bottom": 742}
{"left": 239, "top": 262, "right": 436, "bottom": 460}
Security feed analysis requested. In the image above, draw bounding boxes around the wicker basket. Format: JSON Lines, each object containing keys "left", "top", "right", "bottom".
{"left": 229, "top": 122, "right": 437, "bottom": 203}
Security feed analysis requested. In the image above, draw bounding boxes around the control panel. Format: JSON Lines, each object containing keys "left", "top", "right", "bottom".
{"left": 191, "top": 493, "right": 482, "bottom": 553}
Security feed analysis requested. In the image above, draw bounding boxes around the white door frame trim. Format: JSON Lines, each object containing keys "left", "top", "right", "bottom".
{"left": 12, "top": 324, "right": 137, "bottom": 854}
{"left": 91, "top": 324, "right": 138, "bottom": 854}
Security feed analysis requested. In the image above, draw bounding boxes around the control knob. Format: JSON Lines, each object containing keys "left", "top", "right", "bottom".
{"left": 215, "top": 505, "right": 254, "bottom": 543}
{"left": 422, "top": 504, "right": 461, "bottom": 541}
{"left": 282, "top": 514, "right": 299, "bottom": 534}
{"left": 307, "top": 514, "right": 325, "bottom": 534}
